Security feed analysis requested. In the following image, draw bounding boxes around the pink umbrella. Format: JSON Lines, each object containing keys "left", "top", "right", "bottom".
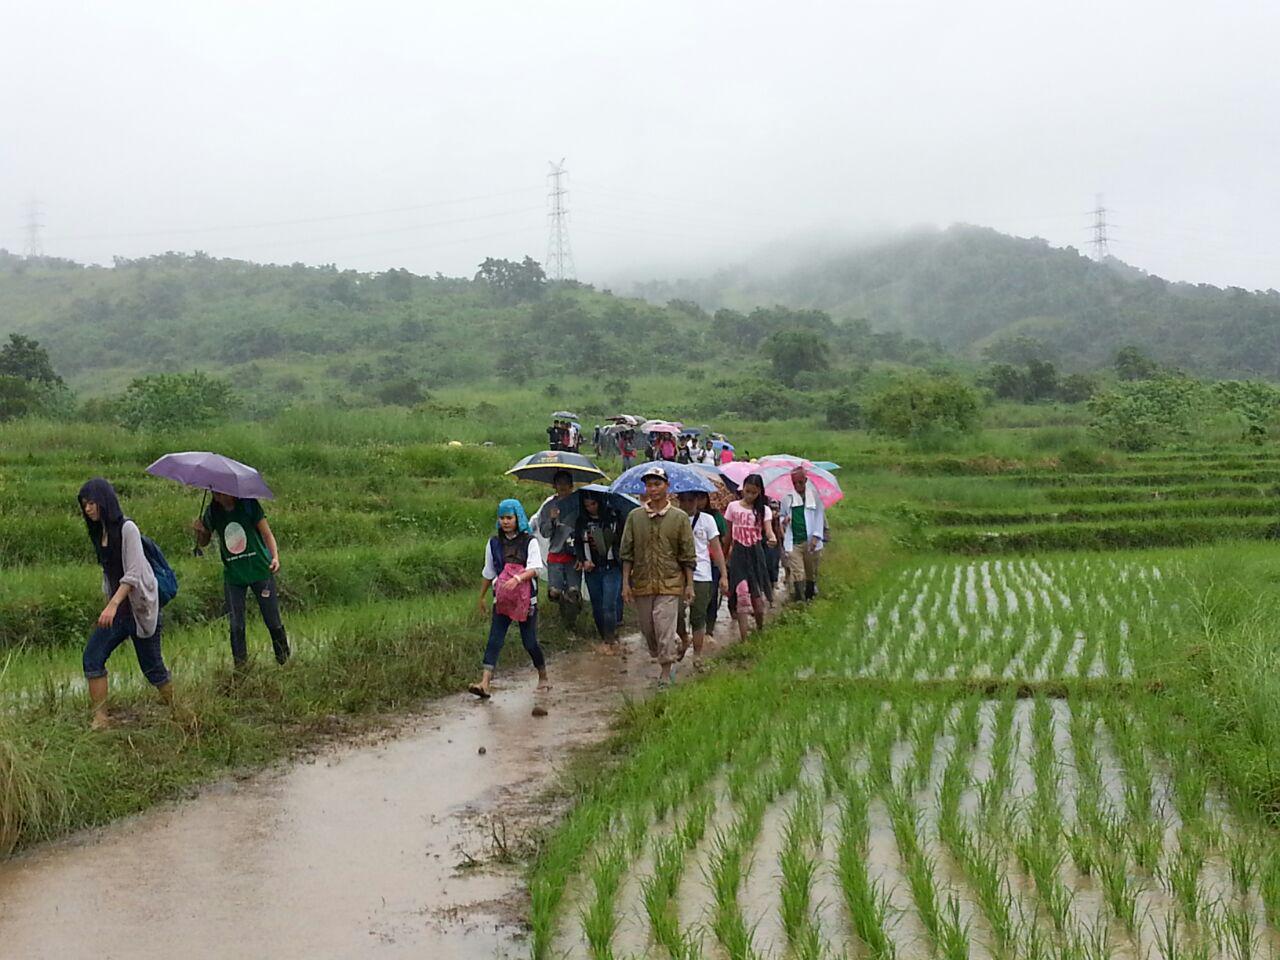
{"left": 759, "top": 454, "right": 815, "bottom": 470}
{"left": 719, "top": 461, "right": 758, "bottom": 486}
{"left": 757, "top": 463, "right": 843, "bottom": 508}
{"left": 642, "top": 421, "right": 681, "bottom": 436}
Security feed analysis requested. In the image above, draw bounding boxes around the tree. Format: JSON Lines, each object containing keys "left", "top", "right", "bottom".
{"left": 1211, "top": 380, "right": 1280, "bottom": 443}
{"left": 1114, "top": 345, "right": 1159, "bottom": 381}
{"left": 865, "top": 376, "right": 982, "bottom": 439}
{"left": 379, "top": 267, "right": 414, "bottom": 302}
{"left": 1088, "top": 377, "right": 1205, "bottom": 451}
{"left": 982, "top": 334, "right": 1057, "bottom": 366}
{"left": 375, "top": 377, "right": 427, "bottom": 407}
{"left": 0, "top": 375, "right": 39, "bottom": 420}
{"left": 762, "top": 329, "right": 830, "bottom": 386}
{"left": 605, "top": 378, "right": 631, "bottom": 407}
{"left": 1057, "top": 373, "right": 1097, "bottom": 404}
{"left": 982, "top": 363, "right": 1027, "bottom": 401}
{"left": 475, "top": 256, "right": 546, "bottom": 303}
{"left": 0, "top": 334, "right": 62, "bottom": 384}
{"left": 1025, "top": 359, "right": 1059, "bottom": 401}
{"left": 117, "top": 371, "right": 240, "bottom": 430}
{"left": 825, "top": 389, "right": 863, "bottom": 429}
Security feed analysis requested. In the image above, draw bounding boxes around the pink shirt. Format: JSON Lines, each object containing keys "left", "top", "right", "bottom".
{"left": 724, "top": 500, "right": 772, "bottom": 547}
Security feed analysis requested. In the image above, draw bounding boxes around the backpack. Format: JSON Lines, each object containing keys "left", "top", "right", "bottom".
{"left": 140, "top": 534, "right": 179, "bottom": 607}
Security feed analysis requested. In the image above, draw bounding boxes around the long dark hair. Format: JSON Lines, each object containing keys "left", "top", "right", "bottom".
{"left": 78, "top": 477, "right": 126, "bottom": 580}
{"left": 741, "top": 473, "right": 767, "bottom": 530}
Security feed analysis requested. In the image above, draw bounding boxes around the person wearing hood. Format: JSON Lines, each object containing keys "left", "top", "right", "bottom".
{"left": 574, "top": 488, "right": 627, "bottom": 655}
{"left": 78, "top": 478, "right": 173, "bottom": 730}
{"left": 537, "top": 469, "right": 582, "bottom": 628}
{"left": 469, "top": 499, "right": 549, "bottom": 699}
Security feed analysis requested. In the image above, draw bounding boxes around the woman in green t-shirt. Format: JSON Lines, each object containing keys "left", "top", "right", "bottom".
{"left": 194, "top": 493, "right": 291, "bottom": 668}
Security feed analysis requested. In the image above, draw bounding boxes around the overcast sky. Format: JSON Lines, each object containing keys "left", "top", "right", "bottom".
{"left": 2, "top": 1, "right": 1277, "bottom": 290}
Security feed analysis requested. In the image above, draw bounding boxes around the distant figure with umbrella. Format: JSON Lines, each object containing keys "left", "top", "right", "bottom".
{"left": 573, "top": 486, "right": 631, "bottom": 655}
{"left": 617, "top": 466, "right": 698, "bottom": 687}
{"left": 78, "top": 478, "right": 175, "bottom": 730}
{"left": 779, "top": 465, "right": 827, "bottom": 602}
{"left": 723, "top": 473, "right": 778, "bottom": 643}
{"left": 149, "top": 451, "right": 290, "bottom": 669}
{"left": 538, "top": 470, "right": 584, "bottom": 628}
{"left": 506, "top": 450, "right": 606, "bottom": 630}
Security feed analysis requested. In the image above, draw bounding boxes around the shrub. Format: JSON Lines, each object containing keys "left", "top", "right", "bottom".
{"left": 1087, "top": 377, "right": 1206, "bottom": 451}
{"left": 375, "top": 377, "right": 427, "bottom": 407}
{"left": 865, "top": 375, "right": 981, "bottom": 439}
{"left": 825, "top": 389, "right": 863, "bottom": 429}
{"left": 117, "top": 371, "right": 239, "bottom": 430}
{"left": 717, "top": 378, "right": 801, "bottom": 421}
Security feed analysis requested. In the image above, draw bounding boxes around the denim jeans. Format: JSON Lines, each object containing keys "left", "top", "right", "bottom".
{"left": 483, "top": 609, "right": 545, "bottom": 672}
{"left": 84, "top": 609, "right": 170, "bottom": 686}
{"left": 583, "top": 565, "right": 623, "bottom": 640}
{"left": 225, "top": 577, "right": 290, "bottom": 664}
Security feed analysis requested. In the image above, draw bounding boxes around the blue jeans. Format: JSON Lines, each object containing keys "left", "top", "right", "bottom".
{"left": 84, "top": 609, "right": 170, "bottom": 686}
{"left": 225, "top": 577, "right": 290, "bottom": 664}
{"left": 583, "top": 565, "right": 623, "bottom": 640}
{"left": 483, "top": 609, "right": 545, "bottom": 673}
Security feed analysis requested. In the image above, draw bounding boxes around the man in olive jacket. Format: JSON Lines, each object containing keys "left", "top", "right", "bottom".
{"left": 620, "top": 466, "right": 697, "bottom": 686}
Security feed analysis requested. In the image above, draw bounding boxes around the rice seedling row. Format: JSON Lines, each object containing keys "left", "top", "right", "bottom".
{"left": 535, "top": 553, "right": 1280, "bottom": 959}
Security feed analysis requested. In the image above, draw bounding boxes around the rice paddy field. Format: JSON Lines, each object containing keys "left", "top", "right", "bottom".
{"left": 7, "top": 402, "right": 1280, "bottom": 960}
{"left": 531, "top": 444, "right": 1280, "bottom": 960}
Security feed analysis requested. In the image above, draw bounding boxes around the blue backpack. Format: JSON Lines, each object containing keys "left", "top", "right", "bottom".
{"left": 140, "top": 534, "right": 179, "bottom": 607}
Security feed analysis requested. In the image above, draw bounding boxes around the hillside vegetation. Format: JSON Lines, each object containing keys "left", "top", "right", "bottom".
{"left": 633, "top": 224, "right": 1280, "bottom": 378}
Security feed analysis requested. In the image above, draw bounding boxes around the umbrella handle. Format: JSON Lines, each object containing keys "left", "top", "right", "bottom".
{"left": 193, "top": 488, "right": 208, "bottom": 557}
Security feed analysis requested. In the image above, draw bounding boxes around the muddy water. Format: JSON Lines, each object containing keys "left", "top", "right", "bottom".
{"left": 0, "top": 627, "right": 731, "bottom": 960}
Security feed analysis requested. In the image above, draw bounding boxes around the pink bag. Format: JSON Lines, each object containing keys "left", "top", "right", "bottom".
{"left": 494, "top": 562, "right": 532, "bottom": 622}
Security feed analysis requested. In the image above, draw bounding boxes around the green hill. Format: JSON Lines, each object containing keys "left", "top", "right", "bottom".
{"left": 632, "top": 225, "right": 1280, "bottom": 377}
{"left": 0, "top": 251, "right": 907, "bottom": 417}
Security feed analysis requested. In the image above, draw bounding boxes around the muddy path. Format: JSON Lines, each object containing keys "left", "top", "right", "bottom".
{"left": 0, "top": 621, "right": 740, "bottom": 959}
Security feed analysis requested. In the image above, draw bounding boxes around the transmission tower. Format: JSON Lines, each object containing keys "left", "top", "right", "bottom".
{"left": 546, "top": 159, "right": 575, "bottom": 282}
{"left": 23, "top": 199, "right": 44, "bottom": 258}
{"left": 1089, "top": 194, "right": 1110, "bottom": 261}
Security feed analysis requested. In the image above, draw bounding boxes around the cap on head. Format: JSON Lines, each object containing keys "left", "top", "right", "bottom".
{"left": 641, "top": 466, "right": 668, "bottom": 482}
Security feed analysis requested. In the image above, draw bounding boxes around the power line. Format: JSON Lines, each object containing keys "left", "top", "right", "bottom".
{"left": 23, "top": 199, "right": 43, "bottom": 258}
{"left": 41, "top": 186, "right": 545, "bottom": 242}
{"left": 546, "top": 159, "right": 575, "bottom": 282}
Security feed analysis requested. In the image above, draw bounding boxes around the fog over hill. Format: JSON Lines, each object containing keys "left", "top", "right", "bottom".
{"left": 629, "top": 225, "right": 1280, "bottom": 377}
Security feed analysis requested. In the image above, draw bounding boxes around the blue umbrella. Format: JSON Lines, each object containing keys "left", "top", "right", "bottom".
{"left": 609, "top": 462, "right": 717, "bottom": 496}
{"left": 814, "top": 460, "right": 841, "bottom": 472}
{"left": 577, "top": 483, "right": 640, "bottom": 516}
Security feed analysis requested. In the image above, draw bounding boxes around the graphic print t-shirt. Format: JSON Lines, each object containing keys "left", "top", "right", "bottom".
{"left": 203, "top": 498, "right": 273, "bottom": 586}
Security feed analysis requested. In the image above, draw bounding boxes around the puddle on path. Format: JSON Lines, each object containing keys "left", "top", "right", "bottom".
{"left": 0, "top": 621, "right": 739, "bottom": 960}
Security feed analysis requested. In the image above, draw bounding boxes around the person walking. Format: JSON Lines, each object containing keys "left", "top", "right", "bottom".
{"left": 723, "top": 473, "right": 777, "bottom": 643}
{"left": 780, "top": 466, "right": 826, "bottom": 602}
{"left": 620, "top": 466, "right": 696, "bottom": 687}
{"left": 78, "top": 478, "right": 174, "bottom": 729}
{"left": 546, "top": 420, "right": 564, "bottom": 451}
{"left": 538, "top": 469, "right": 582, "bottom": 627}
{"left": 469, "top": 499, "right": 549, "bottom": 698}
{"left": 698, "top": 491, "right": 730, "bottom": 634}
{"left": 619, "top": 430, "right": 637, "bottom": 471}
{"left": 575, "top": 489, "right": 626, "bottom": 655}
{"left": 194, "top": 492, "right": 291, "bottom": 668}
{"left": 675, "top": 491, "right": 728, "bottom": 670}
{"left": 657, "top": 433, "right": 677, "bottom": 461}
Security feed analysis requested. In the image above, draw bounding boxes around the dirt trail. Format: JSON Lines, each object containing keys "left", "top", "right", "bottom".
{"left": 0, "top": 624, "right": 735, "bottom": 960}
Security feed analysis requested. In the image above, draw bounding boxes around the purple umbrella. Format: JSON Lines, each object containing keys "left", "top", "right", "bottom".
{"left": 146, "top": 451, "right": 276, "bottom": 500}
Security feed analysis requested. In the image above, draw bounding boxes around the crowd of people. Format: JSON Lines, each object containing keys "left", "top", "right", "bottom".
{"left": 471, "top": 418, "right": 830, "bottom": 697}
{"left": 70, "top": 415, "right": 831, "bottom": 727}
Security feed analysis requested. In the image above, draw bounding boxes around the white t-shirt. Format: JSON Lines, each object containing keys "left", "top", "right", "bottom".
{"left": 690, "top": 512, "right": 720, "bottom": 582}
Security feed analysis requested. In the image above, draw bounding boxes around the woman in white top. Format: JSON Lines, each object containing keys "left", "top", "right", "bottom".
{"left": 675, "top": 491, "right": 729, "bottom": 669}
{"left": 78, "top": 477, "right": 173, "bottom": 730}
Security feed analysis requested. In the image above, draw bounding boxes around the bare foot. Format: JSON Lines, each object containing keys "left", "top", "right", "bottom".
{"left": 536, "top": 680, "right": 552, "bottom": 692}
{"left": 90, "top": 713, "right": 112, "bottom": 731}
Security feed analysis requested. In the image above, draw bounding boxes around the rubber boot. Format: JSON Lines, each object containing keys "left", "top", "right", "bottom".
{"left": 804, "top": 580, "right": 816, "bottom": 601}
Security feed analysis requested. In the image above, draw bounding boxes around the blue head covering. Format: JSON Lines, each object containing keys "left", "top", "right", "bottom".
{"left": 496, "top": 498, "right": 531, "bottom": 534}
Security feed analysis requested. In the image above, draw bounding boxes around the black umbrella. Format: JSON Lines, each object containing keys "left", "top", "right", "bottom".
{"left": 506, "top": 450, "right": 607, "bottom": 486}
